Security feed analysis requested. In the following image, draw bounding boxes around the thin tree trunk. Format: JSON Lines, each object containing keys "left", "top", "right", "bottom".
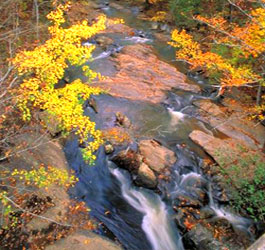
{"left": 229, "top": 4, "right": 233, "bottom": 23}
{"left": 34, "top": 0, "right": 39, "bottom": 41}
{"left": 256, "top": 81, "right": 263, "bottom": 106}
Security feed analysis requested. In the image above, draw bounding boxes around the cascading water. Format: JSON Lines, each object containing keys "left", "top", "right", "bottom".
{"left": 63, "top": 1, "right": 257, "bottom": 249}
{"left": 122, "top": 36, "right": 152, "bottom": 43}
{"left": 207, "top": 183, "right": 254, "bottom": 240}
{"left": 110, "top": 167, "right": 184, "bottom": 250}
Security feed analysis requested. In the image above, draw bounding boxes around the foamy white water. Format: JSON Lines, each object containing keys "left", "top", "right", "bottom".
{"left": 208, "top": 184, "right": 252, "bottom": 228}
{"left": 111, "top": 168, "right": 183, "bottom": 250}
{"left": 168, "top": 108, "right": 185, "bottom": 127}
{"left": 93, "top": 51, "right": 112, "bottom": 60}
{"left": 83, "top": 41, "right": 94, "bottom": 47}
{"left": 123, "top": 36, "right": 152, "bottom": 43}
{"left": 179, "top": 172, "right": 204, "bottom": 188}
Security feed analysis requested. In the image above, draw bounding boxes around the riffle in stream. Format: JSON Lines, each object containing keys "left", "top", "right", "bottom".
{"left": 64, "top": 1, "right": 254, "bottom": 249}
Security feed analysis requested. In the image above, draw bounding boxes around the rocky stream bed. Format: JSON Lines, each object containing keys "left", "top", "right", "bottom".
{"left": 57, "top": 0, "right": 265, "bottom": 249}
{"left": 5, "top": 0, "right": 264, "bottom": 249}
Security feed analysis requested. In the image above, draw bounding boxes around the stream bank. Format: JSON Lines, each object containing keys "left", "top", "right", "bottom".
{"left": 0, "top": 127, "right": 122, "bottom": 249}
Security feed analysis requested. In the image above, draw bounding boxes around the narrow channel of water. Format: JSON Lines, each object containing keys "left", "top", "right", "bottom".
{"left": 111, "top": 167, "right": 184, "bottom": 250}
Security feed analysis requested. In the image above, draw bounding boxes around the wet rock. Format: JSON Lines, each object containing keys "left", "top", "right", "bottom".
{"left": 151, "top": 22, "right": 159, "bottom": 30}
{"left": 175, "top": 195, "right": 202, "bottom": 208}
{"left": 210, "top": 217, "right": 232, "bottom": 229}
{"left": 88, "top": 97, "right": 98, "bottom": 113}
{"left": 216, "top": 117, "right": 263, "bottom": 150}
{"left": 191, "top": 188, "right": 208, "bottom": 204}
{"left": 211, "top": 217, "right": 252, "bottom": 247}
{"left": 190, "top": 66, "right": 204, "bottom": 75}
{"left": 111, "top": 139, "right": 177, "bottom": 189}
{"left": 160, "top": 23, "right": 169, "bottom": 31}
{"left": 199, "top": 207, "right": 216, "bottom": 219}
{"left": 184, "top": 223, "right": 223, "bottom": 250}
{"left": 102, "top": 127, "right": 131, "bottom": 146}
{"left": 153, "top": 32, "right": 171, "bottom": 42}
{"left": 135, "top": 162, "right": 157, "bottom": 188}
{"left": 97, "top": 2, "right": 109, "bottom": 9}
{"left": 67, "top": 2, "right": 101, "bottom": 23}
{"left": 104, "top": 143, "right": 114, "bottom": 155}
{"left": 157, "top": 173, "right": 170, "bottom": 182}
{"left": 174, "top": 209, "right": 186, "bottom": 232}
{"left": 93, "top": 44, "right": 201, "bottom": 103}
{"left": 215, "top": 189, "right": 230, "bottom": 203}
{"left": 214, "top": 121, "right": 259, "bottom": 150}
{"left": 255, "top": 222, "right": 265, "bottom": 236}
{"left": 248, "top": 233, "right": 265, "bottom": 250}
{"left": 139, "top": 140, "right": 177, "bottom": 173}
{"left": 111, "top": 149, "right": 142, "bottom": 173}
{"left": 115, "top": 112, "right": 131, "bottom": 128}
{"left": 95, "top": 35, "right": 114, "bottom": 48}
{"left": 109, "top": 2, "right": 131, "bottom": 12}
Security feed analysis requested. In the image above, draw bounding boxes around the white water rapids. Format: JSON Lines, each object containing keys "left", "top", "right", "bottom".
{"left": 208, "top": 184, "right": 252, "bottom": 233}
{"left": 111, "top": 168, "right": 183, "bottom": 250}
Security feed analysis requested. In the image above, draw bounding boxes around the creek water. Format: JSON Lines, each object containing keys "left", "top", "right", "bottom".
{"left": 64, "top": 1, "right": 254, "bottom": 249}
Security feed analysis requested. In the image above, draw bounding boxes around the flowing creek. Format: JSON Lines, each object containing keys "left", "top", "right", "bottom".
{"left": 64, "top": 1, "right": 254, "bottom": 249}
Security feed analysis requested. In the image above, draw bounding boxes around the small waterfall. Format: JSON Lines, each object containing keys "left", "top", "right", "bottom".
{"left": 179, "top": 172, "right": 204, "bottom": 188}
{"left": 111, "top": 168, "right": 183, "bottom": 250}
{"left": 83, "top": 41, "right": 94, "bottom": 47}
{"left": 93, "top": 46, "right": 123, "bottom": 60}
{"left": 93, "top": 51, "right": 112, "bottom": 60}
{"left": 122, "top": 36, "right": 152, "bottom": 43}
{"left": 208, "top": 183, "right": 253, "bottom": 238}
{"left": 170, "top": 171, "right": 205, "bottom": 199}
{"left": 168, "top": 108, "right": 185, "bottom": 128}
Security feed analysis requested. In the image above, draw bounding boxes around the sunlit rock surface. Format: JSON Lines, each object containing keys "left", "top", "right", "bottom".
{"left": 93, "top": 44, "right": 200, "bottom": 103}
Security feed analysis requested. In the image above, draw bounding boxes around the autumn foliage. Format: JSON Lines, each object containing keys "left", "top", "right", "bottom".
{"left": 12, "top": 3, "right": 108, "bottom": 163}
{"left": 169, "top": 2, "right": 265, "bottom": 119}
{"left": 169, "top": 8, "right": 264, "bottom": 87}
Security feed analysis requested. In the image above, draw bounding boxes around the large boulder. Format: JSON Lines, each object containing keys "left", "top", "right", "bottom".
{"left": 111, "top": 149, "right": 142, "bottom": 173}
{"left": 93, "top": 44, "right": 200, "bottom": 103}
{"left": 189, "top": 130, "right": 265, "bottom": 184}
{"left": 115, "top": 112, "right": 132, "bottom": 128}
{"left": 46, "top": 230, "right": 122, "bottom": 250}
{"left": 189, "top": 130, "right": 242, "bottom": 167}
{"left": 193, "top": 99, "right": 265, "bottom": 150}
{"left": 111, "top": 140, "right": 177, "bottom": 189}
{"left": 139, "top": 140, "right": 177, "bottom": 173}
{"left": 4, "top": 131, "right": 123, "bottom": 250}
{"left": 193, "top": 99, "right": 225, "bottom": 117}
{"left": 248, "top": 233, "right": 265, "bottom": 250}
{"left": 183, "top": 223, "right": 223, "bottom": 250}
{"left": 95, "top": 35, "right": 114, "bottom": 48}
{"left": 135, "top": 162, "right": 157, "bottom": 188}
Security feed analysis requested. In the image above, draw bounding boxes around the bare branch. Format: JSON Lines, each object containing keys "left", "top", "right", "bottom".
{"left": 3, "top": 195, "right": 72, "bottom": 227}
